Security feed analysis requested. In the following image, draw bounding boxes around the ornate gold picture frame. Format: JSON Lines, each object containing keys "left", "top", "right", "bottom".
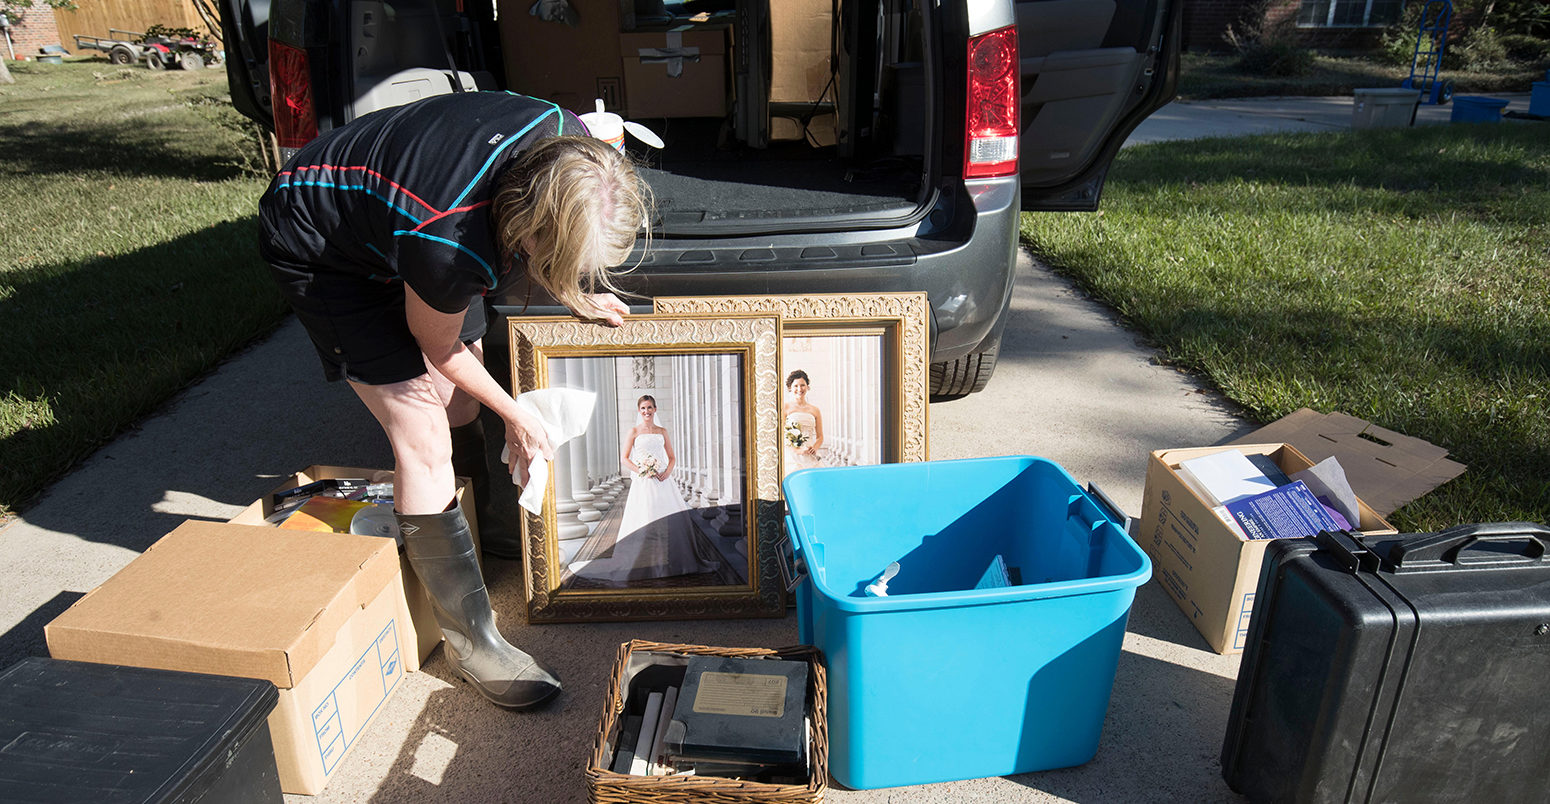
{"left": 653, "top": 293, "right": 929, "bottom": 482}
{"left": 508, "top": 313, "right": 784, "bottom": 622}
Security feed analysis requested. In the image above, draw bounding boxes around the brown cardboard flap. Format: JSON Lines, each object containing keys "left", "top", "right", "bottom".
{"left": 45, "top": 521, "right": 400, "bottom": 688}
{"left": 1229, "top": 409, "right": 1466, "bottom": 517}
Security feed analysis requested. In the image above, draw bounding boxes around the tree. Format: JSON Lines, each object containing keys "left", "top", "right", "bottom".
{"left": 1, "top": 0, "right": 80, "bottom": 85}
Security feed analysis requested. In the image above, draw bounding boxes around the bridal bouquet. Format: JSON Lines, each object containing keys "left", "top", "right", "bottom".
{"left": 784, "top": 417, "right": 808, "bottom": 449}
{"left": 636, "top": 454, "right": 660, "bottom": 478}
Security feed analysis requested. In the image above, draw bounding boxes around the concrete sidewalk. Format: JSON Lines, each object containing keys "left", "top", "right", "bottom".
{"left": 1126, "top": 92, "right": 1537, "bottom": 146}
{"left": 3, "top": 92, "right": 1527, "bottom": 801}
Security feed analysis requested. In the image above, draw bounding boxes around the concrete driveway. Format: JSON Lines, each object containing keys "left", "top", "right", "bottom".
{"left": 0, "top": 252, "right": 1257, "bottom": 803}
{"left": 6, "top": 93, "right": 1533, "bottom": 801}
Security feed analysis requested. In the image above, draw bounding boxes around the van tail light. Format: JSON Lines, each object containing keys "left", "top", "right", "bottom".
{"left": 269, "top": 39, "right": 318, "bottom": 158}
{"left": 965, "top": 26, "right": 1019, "bottom": 179}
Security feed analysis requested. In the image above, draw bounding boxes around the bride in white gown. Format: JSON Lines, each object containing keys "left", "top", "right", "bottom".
{"left": 782, "top": 370, "right": 825, "bottom": 477}
{"left": 567, "top": 395, "right": 718, "bottom": 582}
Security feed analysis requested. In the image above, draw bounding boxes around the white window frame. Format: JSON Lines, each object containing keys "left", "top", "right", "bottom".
{"left": 1296, "top": 0, "right": 1405, "bottom": 28}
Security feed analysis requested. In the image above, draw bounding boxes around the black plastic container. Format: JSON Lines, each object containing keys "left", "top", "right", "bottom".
{"left": 1222, "top": 523, "right": 1550, "bottom": 803}
{"left": 0, "top": 657, "right": 281, "bottom": 803}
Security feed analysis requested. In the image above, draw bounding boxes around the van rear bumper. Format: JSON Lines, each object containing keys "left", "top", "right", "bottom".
{"left": 488, "top": 177, "right": 1019, "bottom": 365}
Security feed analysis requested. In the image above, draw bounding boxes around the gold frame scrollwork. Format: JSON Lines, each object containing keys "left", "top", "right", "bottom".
{"left": 508, "top": 313, "right": 785, "bottom": 622}
{"left": 654, "top": 293, "right": 930, "bottom": 474}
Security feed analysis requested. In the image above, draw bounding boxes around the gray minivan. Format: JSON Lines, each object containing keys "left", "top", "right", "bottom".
{"left": 219, "top": 0, "right": 1180, "bottom": 398}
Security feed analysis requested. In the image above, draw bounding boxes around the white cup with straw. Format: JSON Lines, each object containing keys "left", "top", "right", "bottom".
{"left": 579, "top": 99, "right": 664, "bottom": 152}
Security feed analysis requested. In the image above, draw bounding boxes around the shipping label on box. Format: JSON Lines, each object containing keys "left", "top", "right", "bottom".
{"left": 44, "top": 522, "right": 417, "bottom": 795}
{"left": 1139, "top": 443, "right": 1395, "bottom": 654}
{"left": 271, "top": 585, "right": 406, "bottom": 789}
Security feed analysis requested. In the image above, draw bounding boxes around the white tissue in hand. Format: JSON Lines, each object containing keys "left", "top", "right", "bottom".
{"left": 498, "top": 388, "right": 596, "bottom": 515}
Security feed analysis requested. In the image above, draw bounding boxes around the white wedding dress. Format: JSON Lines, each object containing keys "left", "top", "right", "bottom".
{"left": 568, "top": 433, "right": 719, "bottom": 582}
{"left": 783, "top": 411, "right": 822, "bottom": 476}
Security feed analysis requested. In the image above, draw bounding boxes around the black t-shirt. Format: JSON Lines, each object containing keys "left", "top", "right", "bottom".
{"left": 258, "top": 92, "right": 585, "bottom": 314}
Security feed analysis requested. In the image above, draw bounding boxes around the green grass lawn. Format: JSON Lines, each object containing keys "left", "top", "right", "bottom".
{"left": 0, "top": 59, "right": 284, "bottom": 517}
{"left": 1022, "top": 124, "right": 1549, "bottom": 531}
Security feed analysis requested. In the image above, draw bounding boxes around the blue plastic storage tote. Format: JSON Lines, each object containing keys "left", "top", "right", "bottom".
{"left": 782, "top": 456, "right": 1151, "bottom": 790}
{"left": 1451, "top": 95, "right": 1509, "bottom": 122}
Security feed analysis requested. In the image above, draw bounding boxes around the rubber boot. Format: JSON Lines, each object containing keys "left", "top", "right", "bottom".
{"left": 398, "top": 504, "right": 562, "bottom": 709}
{"left": 450, "top": 418, "right": 523, "bottom": 560}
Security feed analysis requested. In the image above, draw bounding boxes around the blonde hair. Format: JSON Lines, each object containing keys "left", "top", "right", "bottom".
{"left": 492, "top": 136, "right": 652, "bottom": 314}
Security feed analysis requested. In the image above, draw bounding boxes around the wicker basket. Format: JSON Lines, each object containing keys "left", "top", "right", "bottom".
{"left": 587, "top": 640, "right": 828, "bottom": 804}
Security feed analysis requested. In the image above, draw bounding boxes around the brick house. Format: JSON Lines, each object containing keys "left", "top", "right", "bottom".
{"left": 2, "top": 4, "right": 66, "bottom": 59}
{"left": 1185, "top": 0, "right": 1407, "bottom": 52}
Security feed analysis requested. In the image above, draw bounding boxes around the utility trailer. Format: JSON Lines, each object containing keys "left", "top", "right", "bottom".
{"left": 72, "top": 28, "right": 218, "bottom": 70}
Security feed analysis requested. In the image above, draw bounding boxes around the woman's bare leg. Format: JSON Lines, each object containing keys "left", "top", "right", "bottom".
{"left": 349, "top": 374, "right": 457, "bottom": 515}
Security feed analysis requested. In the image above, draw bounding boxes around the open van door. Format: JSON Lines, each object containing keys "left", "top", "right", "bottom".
{"left": 217, "top": 0, "right": 272, "bottom": 127}
{"left": 1017, "top": 0, "right": 1182, "bottom": 211}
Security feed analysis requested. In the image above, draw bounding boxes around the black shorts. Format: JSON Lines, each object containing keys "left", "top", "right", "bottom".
{"left": 267, "top": 258, "right": 487, "bottom": 385}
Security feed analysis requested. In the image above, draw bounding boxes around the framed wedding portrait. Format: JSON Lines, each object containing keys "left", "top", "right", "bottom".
{"left": 654, "top": 293, "right": 929, "bottom": 482}
{"left": 507, "top": 313, "right": 784, "bottom": 622}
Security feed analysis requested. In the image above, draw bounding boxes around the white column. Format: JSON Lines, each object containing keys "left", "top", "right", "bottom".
{"left": 586, "top": 360, "right": 610, "bottom": 502}
{"left": 673, "top": 355, "right": 688, "bottom": 499}
{"left": 699, "top": 355, "right": 721, "bottom": 517}
{"left": 720, "top": 354, "right": 741, "bottom": 507}
{"left": 595, "top": 361, "right": 618, "bottom": 505}
{"left": 696, "top": 356, "right": 713, "bottom": 506}
{"left": 549, "top": 360, "right": 588, "bottom": 539}
{"left": 565, "top": 359, "right": 600, "bottom": 524}
{"left": 718, "top": 354, "right": 743, "bottom": 537}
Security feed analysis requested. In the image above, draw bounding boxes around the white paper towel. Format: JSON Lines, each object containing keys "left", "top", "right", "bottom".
{"left": 498, "top": 388, "right": 597, "bottom": 514}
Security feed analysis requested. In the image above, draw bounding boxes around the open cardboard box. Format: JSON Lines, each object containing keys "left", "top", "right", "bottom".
{"left": 45, "top": 521, "right": 414, "bottom": 795}
{"left": 1139, "top": 443, "right": 1397, "bottom": 654}
{"left": 1228, "top": 408, "right": 1466, "bottom": 518}
{"left": 228, "top": 464, "right": 481, "bottom": 669}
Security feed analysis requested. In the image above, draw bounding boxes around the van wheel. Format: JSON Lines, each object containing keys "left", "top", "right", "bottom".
{"left": 930, "top": 340, "right": 999, "bottom": 401}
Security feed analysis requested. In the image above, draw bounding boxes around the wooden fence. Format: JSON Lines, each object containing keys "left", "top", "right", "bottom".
{"left": 53, "top": 0, "right": 219, "bottom": 55}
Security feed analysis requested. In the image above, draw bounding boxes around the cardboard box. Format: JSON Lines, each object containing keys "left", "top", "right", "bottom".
{"left": 1228, "top": 408, "right": 1466, "bottom": 517}
{"left": 621, "top": 26, "right": 729, "bottom": 118}
{"left": 228, "top": 465, "right": 481, "bottom": 670}
{"left": 499, "top": 0, "right": 624, "bottom": 112}
{"left": 1139, "top": 443, "right": 1397, "bottom": 655}
{"left": 770, "top": 0, "right": 835, "bottom": 143}
{"left": 45, "top": 521, "right": 414, "bottom": 795}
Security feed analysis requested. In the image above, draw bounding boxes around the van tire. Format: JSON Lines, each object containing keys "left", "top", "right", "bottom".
{"left": 930, "top": 340, "right": 999, "bottom": 401}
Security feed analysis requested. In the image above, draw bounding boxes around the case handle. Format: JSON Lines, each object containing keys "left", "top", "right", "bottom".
{"left": 1390, "top": 522, "right": 1549, "bottom": 568}
{"left": 777, "top": 518, "right": 809, "bottom": 593}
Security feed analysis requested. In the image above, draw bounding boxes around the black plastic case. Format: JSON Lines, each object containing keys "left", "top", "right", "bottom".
{"left": 0, "top": 657, "right": 281, "bottom": 803}
{"left": 1221, "top": 523, "right": 1550, "bottom": 804}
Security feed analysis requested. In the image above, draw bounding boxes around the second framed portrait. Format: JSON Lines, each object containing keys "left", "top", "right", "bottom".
{"left": 654, "top": 293, "right": 929, "bottom": 482}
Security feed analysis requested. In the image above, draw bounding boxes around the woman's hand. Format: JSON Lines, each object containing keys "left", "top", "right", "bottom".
{"left": 577, "top": 293, "right": 629, "bottom": 327}
{"left": 503, "top": 408, "right": 554, "bottom": 487}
